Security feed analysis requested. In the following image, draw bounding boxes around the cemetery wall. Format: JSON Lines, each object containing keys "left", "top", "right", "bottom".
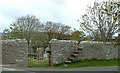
{"left": 50, "top": 39, "right": 119, "bottom": 65}
{"left": 77, "top": 41, "right": 118, "bottom": 60}
{"left": 50, "top": 39, "right": 78, "bottom": 65}
{"left": 2, "top": 39, "right": 28, "bottom": 67}
{"left": 0, "top": 40, "right": 2, "bottom": 72}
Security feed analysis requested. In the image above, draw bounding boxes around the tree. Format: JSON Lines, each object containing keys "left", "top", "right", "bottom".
{"left": 44, "top": 21, "right": 71, "bottom": 42}
{"left": 78, "top": 0, "right": 120, "bottom": 42}
{"left": 9, "top": 15, "right": 43, "bottom": 47}
{"left": 32, "top": 32, "right": 48, "bottom": 48}
{"left": 84, "top": 36, "right": 93, "bottom": 41}
{"left": 1, "top": 29, "right": 10, "bottom": 39}
{"left": 43, "top": 21, "right": 71, "bottom": 66}
{"left": 70, "top": 30, "right": 84, "bottom": 42}
{"left": 3, "top": 29, "right": 10, "bottom": 34}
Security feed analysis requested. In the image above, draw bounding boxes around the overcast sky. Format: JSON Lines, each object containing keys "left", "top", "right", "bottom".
{"left": 0, "top": 0, "right": 101, "bottom": 32}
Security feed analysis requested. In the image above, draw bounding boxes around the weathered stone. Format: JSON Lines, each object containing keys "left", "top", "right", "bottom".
{"left": 50, "top": 39, "right": 78, "bottom": 65}
{"left": 36, "top": 47, "right": 43, "bottom": 60}
{"left": 0, "top": 40, "right": 2, "bottom": 72}
{"left": 49, "top": 39, "right": 119, "bottom": 65}
{"left": 2, "top": 39, "right": 28, "bottom": 67}
{"left": 77, "top": 41, "right": 118, "bottom": 60}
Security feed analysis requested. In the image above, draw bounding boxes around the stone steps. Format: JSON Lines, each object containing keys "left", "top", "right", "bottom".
{"left": 74, "top": 51, "right": 81, "bottom": 54}
{"left": 64, "top": 47, "right": 83, "bottom": 65}
{"left": 69, "top": 57, "right": 75, "bottom": 61}
{"left": 71, "top": 54, "right": 79, "bottom": 57}
{"left": 64, "top": 61, "right": 72, "bottom": 64}
{"left": 77, "top": 47, "right": 83, "bottom": 50}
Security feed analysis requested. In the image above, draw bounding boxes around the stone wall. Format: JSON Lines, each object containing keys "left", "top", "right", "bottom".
{"left": 50, "top": 39, "right": 78, "bottom": 65}
{"left": 2, "top": 39, "right": 28, "bottom": 67}
{"left": 0, "top": 40, "right": 2, "bottom": 72}
{"left": 50, "top": 39, "right": 119, "bottom": 65}
{"left": 77, "top": 41, "right": 118, "bottom": 60}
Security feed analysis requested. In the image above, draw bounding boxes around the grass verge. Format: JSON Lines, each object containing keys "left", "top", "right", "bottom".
{"left": 55, "top": 59, "right": 119, "bottom": 68}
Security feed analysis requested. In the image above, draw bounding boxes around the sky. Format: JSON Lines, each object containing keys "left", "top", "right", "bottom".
{"left": 0, "top": 0, "right": 96, "bottom": 32}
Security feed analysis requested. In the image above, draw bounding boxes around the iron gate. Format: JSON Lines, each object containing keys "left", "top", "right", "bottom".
{"left": 28, "top": 47, "right": 49, "bottom": 67}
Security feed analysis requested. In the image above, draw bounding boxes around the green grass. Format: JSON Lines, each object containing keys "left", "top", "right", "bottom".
{"left": 114, "top": 71, "right": 120, "bottom": 73}
{"left": 28, "top": 59, "right": 119, "bottom": 68}
{"left": 55, "top": 59, "right": 119, "bottom": 68}
{"left": 28, "top": 58, "right": 49, "bottom": 67}
{"left": 116, "top": 72, "right": 120, "bottom": 73}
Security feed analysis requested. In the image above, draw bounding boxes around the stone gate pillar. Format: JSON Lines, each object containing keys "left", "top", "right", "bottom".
{"left": 2, "top": 39, "right": 28, "bottom": 67}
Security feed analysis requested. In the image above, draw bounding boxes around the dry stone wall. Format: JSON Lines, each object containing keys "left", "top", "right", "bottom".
{"left": 2, "top": 39, "right": 28, "bottom": 67}
{"left": 0, "top": 40, "right": 2, "bottom": 72}
{"left": 50, "top": 39, "right": 78, "bottom": 65}
{"left": 77, "top": 41, "right": 118, "bottom": 60}
{"left": 50, "top": 39, "right": 119, "bottom": 65}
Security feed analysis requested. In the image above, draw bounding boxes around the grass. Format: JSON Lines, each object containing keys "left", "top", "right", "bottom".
{"left": 28, "top": 58, "right": 49, "bottom": 67}
{"left": 28, "top": 59, "right": 119, "bottom": 68}
{"left": 116, "top": 72, "right": 120, "bottom": 73}
{"left": 55, "top": 59, "right": 119, "bottom": 68}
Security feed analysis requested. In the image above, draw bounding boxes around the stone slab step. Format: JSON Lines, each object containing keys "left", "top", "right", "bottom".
{"left": 74, "top": 51, "right": 81, "bottom": 54}
{"left": 78, "top": 47, "right": 83, "bottom": 48}
{"left": 71, "top": 54, "right": 78, "bottom": 57}
{"left": 64, "top": 61, "right": 72, "bottom": 64}
{"left": 77, "top": 47, "right": 83, "bottom": 50}
{"left": 69, "top": 57, "right": 75, "bottom": 61}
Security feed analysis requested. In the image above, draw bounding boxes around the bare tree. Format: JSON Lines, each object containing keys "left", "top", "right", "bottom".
{"left": 43, "top": 21, "right": 71, "bottom": 66}
{"left": 44, "top": 21, "right": 71, "bottom": 41}
{"left": 9, "top": 15, "right": 43, "bottom": 46}
{"left": 79, "top": 0, "right": 120, "bottom": 42}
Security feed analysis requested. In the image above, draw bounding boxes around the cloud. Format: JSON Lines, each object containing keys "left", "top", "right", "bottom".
{"left": 0, "top": 14, "right": 14, "bottom": 31}
{"left": 52, "top": 0, "right": 67, "bottom": 5}
{"left": 0, "top": 0, "right": 94, "bottom": 32}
